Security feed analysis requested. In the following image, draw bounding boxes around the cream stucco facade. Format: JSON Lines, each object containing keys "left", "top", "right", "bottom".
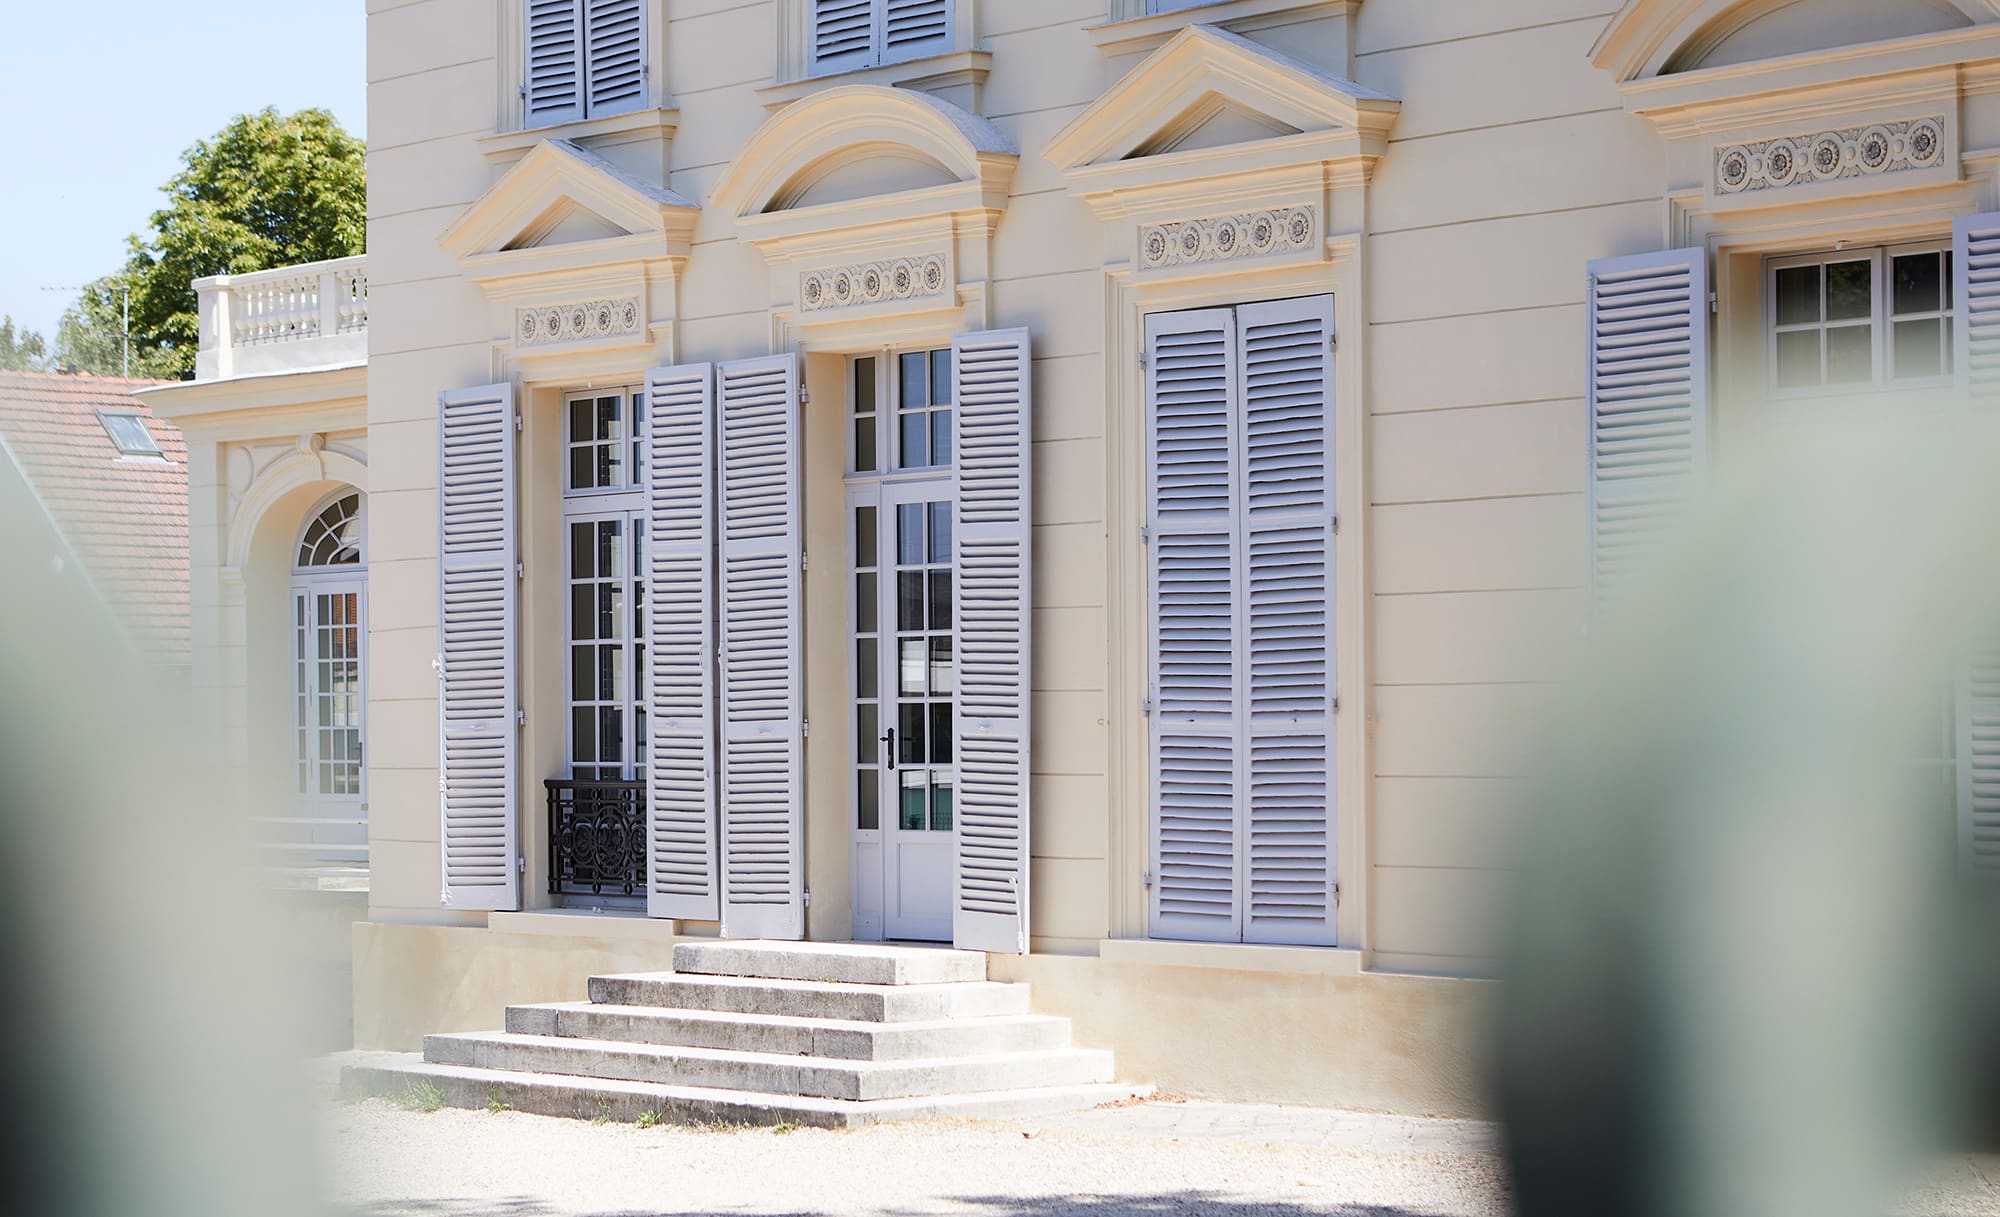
{"left": 157, "top": 0, "right": 2000, "bottom": 1116}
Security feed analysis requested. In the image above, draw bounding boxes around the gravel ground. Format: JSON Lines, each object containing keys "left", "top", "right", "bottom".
{"left": 321, "top": 1097, "right": 2000, "bottom": 1217}
{"left": 323, "top": 1099, "right": 1513, "bottom": 1217}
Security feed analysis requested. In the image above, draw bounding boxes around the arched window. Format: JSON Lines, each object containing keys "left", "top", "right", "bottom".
{"left": 297, "top": 493, "right": 364, "bottom": 569}
{"left": 290, "top": 491, "right": 368, "bottom": 848}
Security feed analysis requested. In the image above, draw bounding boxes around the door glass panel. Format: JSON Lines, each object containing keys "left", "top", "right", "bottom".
{"left": 901, "top": 769, "right": 927, "bottom": 831}
{"left": 930, "top": 771, "right": 953, "bottom": 831}
{"left": 857, "top": 770, "right": 879, "bottom": 831}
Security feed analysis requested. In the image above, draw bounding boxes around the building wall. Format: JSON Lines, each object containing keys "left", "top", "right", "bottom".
{"left": 357, "top": 0, "right": 2000, "bottom": 1106}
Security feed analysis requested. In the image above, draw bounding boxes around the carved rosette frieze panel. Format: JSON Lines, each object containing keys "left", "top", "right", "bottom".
{"left": 799, "top": 254, "right": 950, "bottom": 313}
{"left": 1140, "top": 205, "right": 1319, "bottom": 271}
{"left": 515, "top": 296, "right": 643, "bottom": 348}
{"left": 1715, "top": 116, "right": 1947, "bottom": 196}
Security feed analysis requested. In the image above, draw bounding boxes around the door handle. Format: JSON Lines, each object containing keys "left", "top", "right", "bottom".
{"left": 882, "top": 727, "right": 896, "bottom": 771}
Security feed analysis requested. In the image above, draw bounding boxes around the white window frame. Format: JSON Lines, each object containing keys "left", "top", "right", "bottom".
{"left": 1764, "top": 239, "right": 1955, "bottom": 402}
{"left": 844, "top": 346, "right": 955, "bottom": 478}
{"left": 291, "top": 492, "right": 369, "bottom": 811}
{"left": 560, "top": 385, "right": 649, "bottom": 783}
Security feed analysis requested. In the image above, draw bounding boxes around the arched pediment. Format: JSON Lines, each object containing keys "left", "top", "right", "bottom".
{"left": 1593, "top": 0, "right": 2000, "bottom": 82}
{"left": 708, "top": 85, "right": 1017, "bottom": 225}
{"left": 1042, "top": 24, "right": 1398, "bottom": 220}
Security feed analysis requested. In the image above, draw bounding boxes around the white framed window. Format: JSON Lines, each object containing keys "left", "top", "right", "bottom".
{"left": 97, "top": 410, "right": 164, "bottom": 459}
{"left": 524, "top": 0, "right": 648, "bottom": 127}
{"left": 810, "top": 0, "right": 954, "bottom": 77}
{"left": 562, "top": 386, "right": 648, "bottom": 782}
{"left": 1766, "top": 241, "right": 1954, "bottom": 398}
{"left": 846, "top": 347, "right": 954, "bottom": 476}
{"left": 292, "top": 492, "right": 367, "bottom": 809}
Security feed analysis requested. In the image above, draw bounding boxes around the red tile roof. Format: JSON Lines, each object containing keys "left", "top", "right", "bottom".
{"left": 0, "top": 371, "right": 188, "bottom": 665}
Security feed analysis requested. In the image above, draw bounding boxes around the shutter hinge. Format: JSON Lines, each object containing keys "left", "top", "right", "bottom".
{"left": 515, "top": 415, "right": 524, "bottom": 432}
{"left": 518, "top": 84, "right": 527, "bottom": 99}
{"left": 1329, "top": 515, "right": 1340, "bottom": 536}
{"left": 803, "top": 888, "right": 813, "bottom": 907}
{"left": 800, "top": 387, "right": 810, "bottom": 406}
{"left": 519, "top": 856, "right": 527, "bottom": 875}
{"left": 1138, "top": 350, "right": 1150, "bottom": 369}
{"left": 516, "top": 562, "right": 525, "bottom": 579}
{"left": 1328, "top": 331, "right": 1338, "bottom": 351}
{"left": 516, "top": 708, "right": 527, "bottom": 728}
{"left": 1709, "top": 291, "right": 1719, "bottom": 315}
{"left": 1333, "top": 881, "right": 1342, "bottom": 906}
{"left": 802, "top": 717, "right": 810, "bottom": 738}
{"left": 1142, "top": 871, "right": 1154, "bottom": 889}
{"left": 432, "top": 654, "right": 444, "bottom": 680}
{"left": 1139, "top": 524, "right": 1151, "bottom": 543}
{"left": 1140, "top": 696, "right": 1153, "bottom": 717}
{"left": 801, "top": 551, "right": 809, "bottom": 572}
{"left": 1331, "top": 696, "right": 1340, "bottom": 714}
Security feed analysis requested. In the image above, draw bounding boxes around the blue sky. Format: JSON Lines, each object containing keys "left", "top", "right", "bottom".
{"left": 0, "top": 1, "right": 367, "bottom": 345}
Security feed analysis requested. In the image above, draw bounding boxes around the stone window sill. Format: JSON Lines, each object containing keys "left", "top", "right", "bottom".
{"left": 478, "top": 107, "right": 682, "bottom": 162}
{"left": 1087, "top": 0, "right": 1352, "bottom": 56}
{"left": 757, "top": 49, "right": 992, "bottom": 112}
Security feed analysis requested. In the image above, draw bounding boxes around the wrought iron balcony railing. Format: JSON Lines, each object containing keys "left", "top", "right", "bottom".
{"left": 545, "top": 779, "right": 645, "bottom": 900}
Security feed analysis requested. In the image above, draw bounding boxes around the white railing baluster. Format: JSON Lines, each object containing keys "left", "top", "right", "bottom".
{"left": 191, "top": 255, "right": 366, "bottom": 380}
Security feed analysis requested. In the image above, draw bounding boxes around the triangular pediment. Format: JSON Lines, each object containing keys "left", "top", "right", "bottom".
{"left": 440, "top": 139, "right": 699, "bottom": 264}
{"left": 1042, "top": 25, "right": 1399, "bottom": 175}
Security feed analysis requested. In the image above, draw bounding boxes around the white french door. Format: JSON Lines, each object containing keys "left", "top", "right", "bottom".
{"left": 850, "top": 477, "right": 957, "bottom": 941}
{"left": 292, "top": 577, "right": 368, "bottom": 853}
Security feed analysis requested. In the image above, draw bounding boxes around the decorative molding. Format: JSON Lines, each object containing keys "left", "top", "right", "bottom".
{"left": 515, "top": 297, "right": 644, "bottom": 347}
{"left": 800, "top": 255, "right": 949, "bottom": 312}
{"left": 1140, "top": 206, "right": 1318, "bottom": 271}
{"left": 1715, "top": 116, "right": 1947, "bottom": 195}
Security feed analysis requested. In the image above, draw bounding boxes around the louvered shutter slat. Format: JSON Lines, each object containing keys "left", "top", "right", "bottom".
{"left": 1959, "top": 652, "right": 2000, "bottom": 873}
{"left": 1955, "top": 213, "right": 2000, "bottom": 402}
{"left": 1238, "top": 297, "right": 1336, "bottom": 946}
{"left": 884, "top": 0, "right": 951, "bottom": 61}
{"left": 811, "top": 0, "right": 875, "bottom": 73}
{"left": 1147, "top": 309, "right": 1242, "bottom": 943}
{"left": 525, "top": 0, "right": 583, "bottom": 126}
{"left": 584, "top": 0, "right": 646, "bottom": 117}
{"left": 951, "top": 329, "right": 1033, "bottom": 955}
{"left": 718, "top": 356, "right": 805, "bottom": 940}
{"left": 438, "top": 383, "right": 520, "bottom": 911}
{"left": 644, "top": 364, "right": 719, "bottom": 921}
{"left": 1587, "top": 249, "right": 1709, "bottom": 600}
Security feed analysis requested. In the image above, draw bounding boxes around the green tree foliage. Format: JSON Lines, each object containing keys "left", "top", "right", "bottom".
{"left": 56, "top": 108, "right": 365, "bottom": 379}
{"left": 0, "top": 316, "right": 48, "bottom": 372}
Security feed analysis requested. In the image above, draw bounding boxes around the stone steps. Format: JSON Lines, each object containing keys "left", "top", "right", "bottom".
{"left": 342, "top": 1058, "right": 1150, "bottom": 1129}
{"left": 507, "top": 1002, "right": 1074, "bottom": 1061}
{"left": 339, "top": 939, "right": 1145, "bottom": 1126}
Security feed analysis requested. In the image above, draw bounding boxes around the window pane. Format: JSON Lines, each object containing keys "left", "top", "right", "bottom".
{"left": 900, "top": 410, "right": 927, "bottom": 468}
{"left": 900, "top": 769, "right": 926, "bottom": 831}
{"left": 899, "top": 703, "right": 924, "bottom": 765}
{"left": 900, "top": 352, "right": 927, "bottom": 409}
{"left": 599, "top": 583, "right": 625, "bottom": 639}
{"left": 853, "top": 357, "right": 876, "bottom": 415}
{"left": 857, "top": 770, "right": 879, "bottom": 831}
{"left": 856, "top": 637, "right": 878, "bottom": 699}
{"left": 898, "top": 503, "right": 924, "bottom": 565}
{"left": 857, "top": 703, "right": 878, "bottom": 764}
{"left": 901, "top": 639, "right": 926, "bottom": 695}
{"left": 1776, "top": 329, "right": 1822, "bottom": 389}
{"left": 569, "top": 399, "right": 592, "bottom": 443}
{"left": 571, "top": 523, "right": 594, "bottom": 578}
{"left": 1826, "top": 259, "right": 1872, "bottom": 322}
{"left": 1776, "top": 265, "right": 1822, "bottom": 326}
{"left": 597, "top": 441, "right": 623, "bottom": 488}
{"left": 1893, "top": 252, "right": 1943, "bottom": 316}
{"left": 570, "top": 446, "right": 594, "bottom": 491}
{"left": 572, "top": 707, "right": 594, "bottom": 767}
{"left": 571, "top": 584, "right": 595, "bottom": 640}
{"left": 572, "top": 645, "right": 592, "bottom": 699}
{"left": 899, "top": 572, "right": 924, "bottom": 631}
{"left": 928, "top": 501, "right": 951, "bottom": 563}
{"left": 599, "top": 706, "right": 623, "bottom": 764}
{"left": 929, "top": 636, "right": 953, "bottom": 694}
{"left": 1894, "top": 318, "right": 1945, "bottom": 380}
{"left": 930, "top": 771, "right": 953, "bottom": 832}
{"left": 856, "top": 572, "right": 878, "bottom": 634}
{"left": 929, "top": 571, "right": 952, "bottom": 630}
{"left": 854, "top": 417, "right": 877, "bottom": 473}
{"left": 599, "top": 520, "right": 624, "bottom": 578}
{"left": 596, "top": 396, "right": 621, "bottom": 441}
{"left": 1827, "top": 324, "right": 1872, "bottom": 384}
{"left": 600, "top": 643, "right": 625, "bottom": 701}
{"left": 931, "top": 409, "right": 953, "bottom": 466}
{"left": 855, "top": 506, "right": 877, "bottom": 569}
{"left": 930, "top": 703, "right": 952, "bottom": 764}
{"left": 930, "top": 349, "right": 951, "bottom": 404}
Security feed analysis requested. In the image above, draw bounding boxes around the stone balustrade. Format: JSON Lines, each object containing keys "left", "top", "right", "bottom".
{"left": 194, "top": 255, "right": 368, "bottom": 380}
